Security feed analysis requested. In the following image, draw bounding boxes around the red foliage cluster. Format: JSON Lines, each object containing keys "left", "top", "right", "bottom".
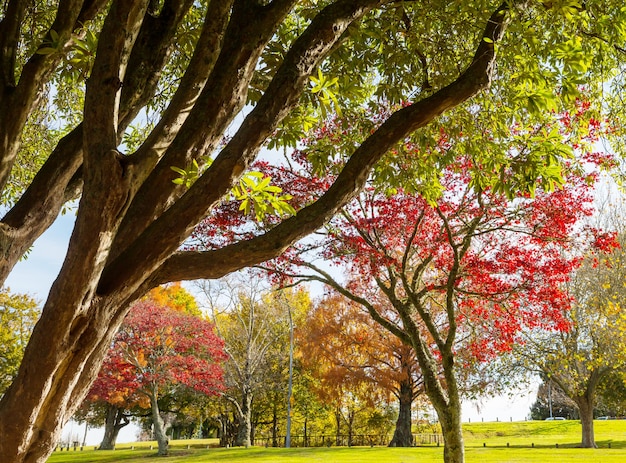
{"left": 87, "top": 300, "right": 226, "bottom": 407}
{"left": 322, "top": 173, "right": 593, "bottom": 361}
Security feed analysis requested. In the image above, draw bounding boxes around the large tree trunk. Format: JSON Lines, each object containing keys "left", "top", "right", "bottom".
{"left": 389, "top": 378, "right": 414, "bottom": 447}
{"left": 576, "top": 395, "right": 597, "bottom": 448}
{"left": 149, "top": 392, "right": 169, "bottom": 456}
{"left": 98, "top": 405, "right": 129, "bottom": 450}
{"left": 0, "top": 295, "right": 131, "bottom": 463}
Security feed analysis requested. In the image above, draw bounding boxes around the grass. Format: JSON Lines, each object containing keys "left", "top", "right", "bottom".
{"left": 47, "top": 420, "right": 626, "bottom": 462}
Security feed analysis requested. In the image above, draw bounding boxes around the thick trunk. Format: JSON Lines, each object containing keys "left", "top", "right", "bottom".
{"left": 98, "top": 405, "right": 129, "bottom": 450}
{"left": 389, "top": 379, "right": 414, "bottom": 447}
{"left": 576, "top": 396, "right": 597, "bottom": 448}
{"left": 0, "top": 3, "right": 510, "bottom": 462}
{"left": 235, "top": 391, "right": 252, "bottom": 447}
{"left": 0, "top": 295, "right": 130, "bottom": 463}
{"left": 150, "top": 392, "right": 169, "bottom": 456}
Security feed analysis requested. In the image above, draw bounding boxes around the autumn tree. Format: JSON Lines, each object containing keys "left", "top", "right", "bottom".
{"left": 79, "top": 283, "right": 204, "bottom": 450}
{"left": 267, "top": 138, "right": 609, "bottom": 463}
{"left": 513, "top": 231, "right": 625, "bottom": 448}
{"left": 0, "top": 289, "right": 39, "bottom": 394}
{"left": 145, "top": 282, "right": 202, "bottom": 316}
{"left": 88, "top": 299, "right": 226, "bottom": 456}
{"left": 0, "top": 2, "right": 624, "bottom": 461}
{"left": 300, "top": 293, "right": 423, "bottom": 447}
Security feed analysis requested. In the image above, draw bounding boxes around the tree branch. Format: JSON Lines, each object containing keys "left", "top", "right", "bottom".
{"left": 0, "top": 0, "right": 28, "bottom": 88}
{"left": 149, "top": 1, "right": 512, "bottom": 289}
{"left": 100, "top": 0, "right": 386, "bottom": 294}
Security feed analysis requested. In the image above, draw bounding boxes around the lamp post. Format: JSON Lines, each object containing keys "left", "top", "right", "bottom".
{"left": 285, "top": 303, "right": 294, "bottom": 448}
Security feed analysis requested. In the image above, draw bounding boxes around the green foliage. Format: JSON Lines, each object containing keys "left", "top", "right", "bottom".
{"left": 171, "top": 162, "right": 296, "bottom": 221}
{"left": 0, "top": 289, "right": 39, "bottom": 394}
{"left": 309, "top": 69, "right": 342, "bottom": 119}
{"left": 232, "top": 172, "right": 296, "bottom": 222}
{"left": 171, "top": 159, "right": 202, "bottom": 188}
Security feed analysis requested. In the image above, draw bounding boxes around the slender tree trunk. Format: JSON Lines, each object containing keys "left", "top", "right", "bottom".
{"left": 271, "top": 402, "right": 278, "bottom": 447}
{"left": 98, "top": 405, "right": 129, "bottom": 450}
{"left": 304, "top": 414, "right": 308, "bottom": 447}
{"left": 415, "top": 342, "right": 465, "bottom": 463}
{"left": 389, "top": 379, "right": 414, "bottom": 447}
{"left": 347, "top": 410, "right": 354, "bottom": 447}
{"left": 576, "top": 396, "right": 597, "bottom": 448}
{"left": 149, "top": 393, "right": 169, "bottom": 456}
{"left": 335, "top": 408, "right": 341, "bottom": 445}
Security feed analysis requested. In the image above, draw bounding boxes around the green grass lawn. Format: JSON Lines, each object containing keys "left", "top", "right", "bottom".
{"left": 47, "top": 420, "right": 626, "bottom": 462}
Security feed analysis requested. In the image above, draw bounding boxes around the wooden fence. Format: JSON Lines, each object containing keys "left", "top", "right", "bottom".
{"left": 253, "top": 433, "right": 444, "bottom": 448}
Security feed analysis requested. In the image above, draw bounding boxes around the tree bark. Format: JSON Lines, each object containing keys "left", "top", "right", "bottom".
{"left": 98, "top": 405, "right": 129, "bottom": 450}
{"left": 235, "top": 389, "right": 253, "bottom": 447}
{"left": 149, "top": 392, "right": 169, "bottom": 456}
{"left": 576, "top": 395, "right": 597, "bottom": 448}
{"left": 438, "top": 402, "right": 465, "bottom": 463}
{"left": 389, "top": 379, "right": 414, "bottom": 447}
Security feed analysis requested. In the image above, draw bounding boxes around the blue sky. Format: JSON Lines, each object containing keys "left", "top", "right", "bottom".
{"left": 5, "top": 211, "right": 75, "bottom": 300}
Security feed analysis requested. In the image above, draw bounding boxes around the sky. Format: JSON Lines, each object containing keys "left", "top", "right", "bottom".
{"left": 7, "top": 213, "right": 538, "bottom": 445}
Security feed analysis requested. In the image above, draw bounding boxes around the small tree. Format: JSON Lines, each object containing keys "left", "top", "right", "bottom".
{"left": 89, "top": 300, "right": 226, "bottom": 455}
{"left": 529, "top": 378, "right": 579, "bottom": 420}
{"left": 197, "top": 275, "right": 310, "bottom": 447}
{"left": 515, "top": 231, "right": 625, "bottom": 447}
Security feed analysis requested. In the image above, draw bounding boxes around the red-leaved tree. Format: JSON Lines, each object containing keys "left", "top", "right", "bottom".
{"left": 87, "top": 300, "right": 226, "bottom": 456}
{"left": 285, "top": 165, "right": 608, "bottom": 462}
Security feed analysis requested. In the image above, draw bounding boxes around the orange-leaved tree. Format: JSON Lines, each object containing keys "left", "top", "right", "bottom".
{"left": 300, "top": 293, "right": 422, "bottom": 447}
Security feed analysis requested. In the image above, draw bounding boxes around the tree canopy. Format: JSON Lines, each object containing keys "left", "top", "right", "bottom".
{"left": 0, "top": 2, "right": 624, "bottom": 462}
{"left": 88, "top": 298, "right": 226, "bottom": 455}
